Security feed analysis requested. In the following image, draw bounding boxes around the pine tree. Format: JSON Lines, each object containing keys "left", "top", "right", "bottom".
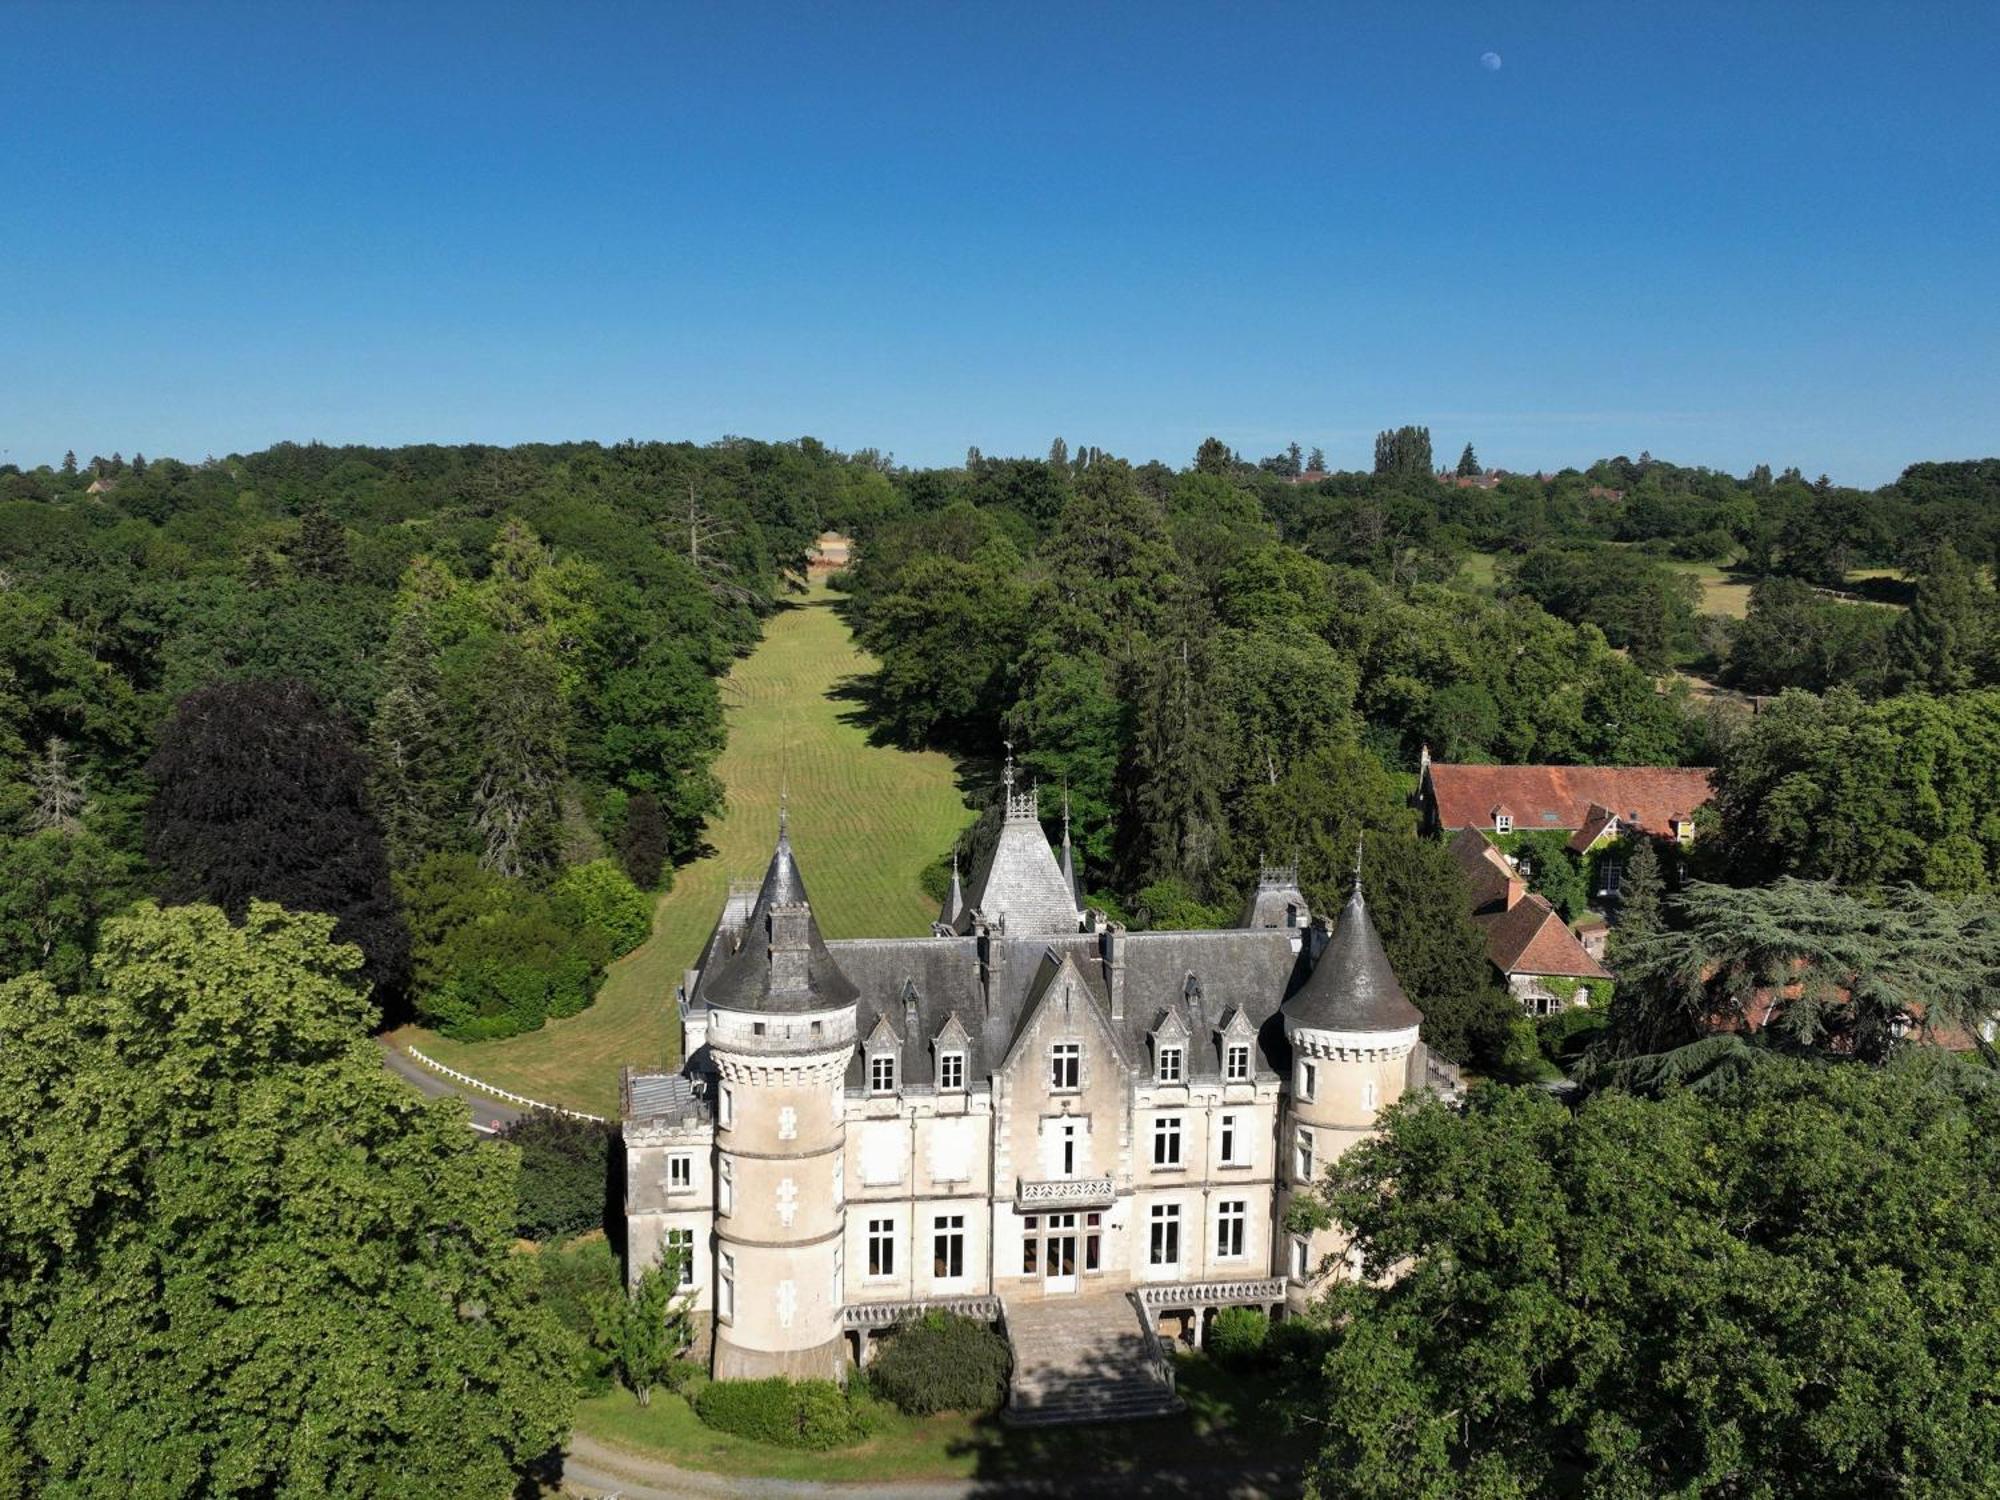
{"left": 130, "top": 452, "right": 147, "bottom": 477}
{"left": 1307, "top": 446, "right": 1327, "bottom": 474}
{"left": 1115, "top": 619, "right": 1234, "bottom": 896}
{"left": 620, "top": 790, "right": 669, "bottom": 889}
{"left": 61, "top": 450, "right": 76, "bottom": 476}
{"left": 26, "top": 738, "right": 87, "bottom": 835}
{"left": 1457, "top": 442, "right": 1481, "bottom": 477}
{"left": 1608, "top": 837, "right": 1663, "bottom": 974}
{"left": 471, "top": 639, "right": 567, "bottom": 879}
{"left": 291, "top": 500, "right": 350, "bottom": 581}
{"left": 1194, "top": 436, "right": 1233, "bottom": 475}
{"left": 1888, "top": 542, "right": 1984, "bottom": 692}
{"left": 368, "top": 606, "right": 459, "bottom": 868}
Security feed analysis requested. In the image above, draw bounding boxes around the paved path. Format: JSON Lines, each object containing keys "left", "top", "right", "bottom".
{"left": 562, "top": 1430, "right": 1299, "bottom": 1499}
{"left": 374, "top": 1038, "right": 524, "bottom": 1133}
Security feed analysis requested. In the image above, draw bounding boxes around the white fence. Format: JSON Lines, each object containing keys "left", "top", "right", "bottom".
{"left": 404, "top": 1046, "right": 609, "bottom": 1124}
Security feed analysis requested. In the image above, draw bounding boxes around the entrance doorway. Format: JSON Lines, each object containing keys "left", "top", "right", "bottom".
{"left": 1043, "top": 1212, "right": 1078, "bottom": 1293}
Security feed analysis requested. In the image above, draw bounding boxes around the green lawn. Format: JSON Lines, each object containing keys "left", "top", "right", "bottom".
{"left": 573, "top": 1355, "right": 1309, "bottom": 1484}
{"left": 391, "top": 580, "right": 973, "bottom": 1116}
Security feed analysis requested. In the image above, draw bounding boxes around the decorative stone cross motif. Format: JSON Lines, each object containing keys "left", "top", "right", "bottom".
{"left": 776, "top": 1279, "right": 797, "bottom": 1328}
{"left": 778, "top": 1106, "right": 797, "bottom": 1141}
{"left": 777, "top": 1176, "right": 799, "bottom": 1227}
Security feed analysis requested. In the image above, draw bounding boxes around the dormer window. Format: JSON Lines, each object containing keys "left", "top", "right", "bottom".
{"left": 938, "top": 1050, "right": 965, "bottom": 1092}
{"left": 1156, "top": 1046, "right": 1183, "bottom": 1084}
{"left": 869, "top": 1053, "right": 896, "bottom": 1094}
{"left": 1494, "top": 812, "right": 1513, "bottom": 834}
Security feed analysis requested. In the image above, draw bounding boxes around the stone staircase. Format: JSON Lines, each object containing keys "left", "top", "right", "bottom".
{"left": 1002, "top": 1291, "right": 1184, "bottom": 1426}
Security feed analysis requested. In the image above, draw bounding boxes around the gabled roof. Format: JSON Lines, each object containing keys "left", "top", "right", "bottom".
{"left": 1426, "top": 764, "right": 1713, "bottom": 839}
{"left": 1283, "top": 882, "right": 1422, "bottom": 1035}
{"left": 1567, "top": 803, "right": 1619, "bottom": 853}
{"left": 1446, "top": 828, "right": 1519, "bottom": 915}
{"left": 1476, "top": 893, "right": 1611, "bottom": 980}
{"left": 694, "top": 818, "right": 860, "bottom": 1015}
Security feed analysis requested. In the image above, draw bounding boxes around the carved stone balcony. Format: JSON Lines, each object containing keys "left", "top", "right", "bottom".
{"left": 843, "top": 1295, "right": 1000, "bottom": 1330}
{"left": 1014, "top": 1174, "right": 1115, "bottom": 1211}
{"left": 1133, "top": 1276, "right": 1286, "bottom": 1311}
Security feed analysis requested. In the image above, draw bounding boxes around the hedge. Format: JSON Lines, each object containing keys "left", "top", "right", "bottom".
{"left": 1208, "top": 1307, "right": 1271, "bottom": 1370}
{"left": 868, "top": 1312, "right": 1011, "bottom": 1415}
{"left": 691, "top": 1377, "right": 876, "bottom": 1449}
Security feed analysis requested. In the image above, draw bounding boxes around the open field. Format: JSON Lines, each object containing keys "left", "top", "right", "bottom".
{"left": 572, "top": 1355, "right": 1306, "bottom": 1484}
{"left": 1461, "top": 550, "right": 1904, "bottom": 620}
{"left": 391, "top": 580, "right": 972, "bottom": 1116}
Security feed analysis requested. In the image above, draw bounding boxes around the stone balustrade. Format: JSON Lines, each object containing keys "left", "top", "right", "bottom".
{"left": 1133, "top": 1276, "right": 1286, "bottom": 1311}
{"left": 842, "top": 1295, "right": 1001, "bottom": 1329}
{"left": 1014, "top": 1174, "right": 1116, "bottom": 1210}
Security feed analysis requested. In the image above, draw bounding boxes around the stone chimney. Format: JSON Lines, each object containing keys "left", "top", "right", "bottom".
{"left": 1103, "top": 923, "right": 1126, "bottom": 1021}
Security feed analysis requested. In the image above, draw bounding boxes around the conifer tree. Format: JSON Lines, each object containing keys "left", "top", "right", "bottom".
{"left": 1194, "top": 436, "right": 1233, "bottom": 475}
{"left": 620, "top": 790, "right": 669, "bottom": 889}
{"left": 1115, "top": 620, "right": 1233, "bottom": 896}
{"left": 61, "top": 449, "right": 76, "bottom": 476}
{"left": 1457, "top": 442, "right": 1481, "bottom": 476}
{"left": 1608, "top": 837, "right": 1663, "bottom": 973}
{"left": 1888, "top": 542, "right": 1984, "bottom": 692}
{"left": 471, "top": 639, "right": 566, "bottom": 879}
{"left": 367, "top": 606, "right": 459, "bottom": 868}
{"left": 1373, "top": 425, "right": 1434, "bottom": 477}
{"left": 1048, "top": 436, "right": 1068, "bottom": 469}
{"left": 26, "top": 737, "right": 86, "bottom": 835}
{"left": 291, "top": 499, "right": 351, "bottom": 581}
{"left": 1307, "top": 446, "right": 1327, "bottom": 473}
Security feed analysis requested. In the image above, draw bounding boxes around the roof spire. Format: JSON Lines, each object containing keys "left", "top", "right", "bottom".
{"left": 1002, "top": 739, "right": 1015, "bottom": 794}
{"left": 779, "top": 780, "right": 790, "bottom": 844}
{"left": 1352, "top": 832, "right": 1366, "bottom": 899}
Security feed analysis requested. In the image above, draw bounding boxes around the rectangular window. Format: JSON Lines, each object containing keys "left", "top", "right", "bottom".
{"left": 1225, "top": 1044, "right": 1250, "bottom": 1081}
{"left": 1495, "top": 813, "right": 1513, "bottom": 833}
{"left": 719, "top": 1250, "right": 736, "bottom": 1319}
{"left": 667, "top": 1227, "right": 696, "bottom": 1286}
{"left": 1363, "top": 1079, "right": 1378, "bottom": 1111}
{"left": 1290, "top": 1237, "right": 1308, "bottom": 1281}
{"left": 1152, "top": 1115, "right": 1183, "bottom": 1168}
{"left": 938, "top": 1051, "right": 965, "bottom": 1091}
{"left": 870, "top": 1053, "right": 896, "bottom": 1094}
{"left": 1022, "top": 1215, "right": 1039, "bottom": 1275}
{"left": 1602, "top": 859, "right": 1624, "bottom": 898}
{"left": 1157, "top": 1046, "right": 1182, "bottom": 1084}
{"left": 1216, "top": 1199, "right": 1246, "bottom": 1259}
{"left": 832, "top": 1156, "right": 843, "bottom": 1208}
{"left": 1298, "top": 1061, "right": 1317, "bottom": 1101}
{"left": 867, "top": 1217, "right": 896, "bottom": 1278}
{"left": 1051, "top": 1042, "right": 1080, "bottom": 1091}
{"left": 667, "top": 1153, "right": 692, "bottom": 1192}
{"left": 1219, "top": 1113, "right": 1243, "bottom": 1166}
{"left": 832, "top": 1241, "right": 843, "bottom": 1305}
{"left": 933, "top": 1214, "right": 965, "bottom": 1280}
{"left": 1295, "top": 1127, "right": 1314, "bottom": 1184}
{"left": 718, "top": 1081, "right": 733, "bottom": 1129}
{"left": 719, "top": 1157, "right": 733, "bottom": 1215}
{"left": 1085, "top": 1211, "right": 1101, "bottom": 1273}
{"left": 1148, "top": 1203, "right": 1181, "bottom": 1267}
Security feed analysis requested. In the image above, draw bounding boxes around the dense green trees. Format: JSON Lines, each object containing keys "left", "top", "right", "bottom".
{"left": 0, "top": 902, "right": 572, "bottom": 1496}
{"left": 1304, "top": 1056, "right": 2000, "bottom": 1498}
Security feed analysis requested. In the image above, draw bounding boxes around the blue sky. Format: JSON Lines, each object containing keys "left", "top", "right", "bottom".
{"left": 3, "top": 2, "right": 1995, "bottom": 485}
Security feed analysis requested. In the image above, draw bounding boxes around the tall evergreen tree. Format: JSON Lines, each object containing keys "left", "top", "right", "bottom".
{"left": 1608, "top": 836, "right": 1663, "bottom": 974}
{"left": 60, "top": 449, "right": 76, "bottom": 476}
{"left": 367, "top": 606, "right": 459, "bottom": 868}
{"left": 26, "top": 737, "right": 86, "bottom": 834}
{"left": 1306, "top": 446, "right": 1327, "bottom": 474}
{"left": 1888, "top": 542, "right": 1985, "bottom": 692}
{"left": 1114, "top": 620, "right": 1234, "bottom": 896}
{"left": 471, "top": 639, "right": 567, "bottom": 879}
{"left": 145, "top": 678, "right": 411, "bottom": 1006}
{"left": 1373, "top": 424, "right": 1434, "bottom": 478}
{"left": 291, "top": 500, "right": 350, "bottom": 581}
{"left": 620, "top": 790, "right": 669, "bottom": 889}
{"left": 1456, "top": 442, "right": 1481, "bottom": 476}
{"left": 1048, "top": 436, "right": 1068, "bottom": 469}
{"left": 1193, "top": 436, "right": 1233, "bottom": 475}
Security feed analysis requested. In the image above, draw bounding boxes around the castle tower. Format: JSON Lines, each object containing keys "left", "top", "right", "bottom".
{"left": 697, "top": 809, "right": 859, "bottom": 1380}
{"left": 956, "top": 745, "right": 1082, "bottom": 935}
{"left": 1277, "top": 860, "right": 1422, "bottom": 1309}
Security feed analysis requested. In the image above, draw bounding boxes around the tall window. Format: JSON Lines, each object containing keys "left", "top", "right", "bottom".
{"left": 870, "top": 1052, "right": 896, "bottom": 1094}
{"left": 1363, "top": 1079, "right": 1378, "bottom": 1111}
{"left": 1602, "top": 859, "right": 1624, "bottom": 898}
{"left": 1298, "top": 1061, "right": 1317, "bottom": 1101}
{"left": 1149, "top": 1203, "right": 1181, "bottom": 1267}
{"left": 718, "top": 1081, "right": 733, "bottom": 1129}
{"left": 832, "top": 1242, "right": 843, "bottom": 1305}
{"left": 1225, "top": 1044, "right": 1250, "bottom": 1081}
{"left": 1295, "top": 1127, "right": 1314, "bottom": 1184}
{"left": 938, "top": 1050, "right": 965, "bottom": 1091}
{"left": 666, "top": 1227, "right": 696, "bottom": 1286}
{"left": 867, "top": 1217, "right": 896, "bottom": 1278}
{"left": 832, "top": 1156, "right": 843, "bottom": 1208}
{"left": 1085, "top": 1211, "right": 1102, "bottom": 1273}
{"left": 933, "top": 1214, "right": 965, "bottom": 1280}
{"left": 718, "top": 1250, "right": 736, "bottom": 1319}
{"left": 667, "top": 1153, "right": 692, "bottom": 1192}
{"left": 1059, "top": 1120, "right": 1080, "bottom": 1177}
{"left": 1051, "top": 1042, "right": 1080, "bottom": 1091}
{"left": 1219, "top": 1113, "right": 1243, "bottom": 1166}
{"left": 1290, "top": 1237, "right": 1308, "bottom": 1281}
{"left": 719, "top": 1157, "right": 734, "bottom": 1215}
{"left": 1152, "top": 1115, "right": 1183, "bottom": 1168}
{"left": 1022, "top": 1215, "right": 1039, "bottom": 1274}
{"left": 1156, "top": 1046, "right": 1182, "bottom": 1084}
{"left": 1215, "top": 1199, "right": 1246, "bottom": 1259}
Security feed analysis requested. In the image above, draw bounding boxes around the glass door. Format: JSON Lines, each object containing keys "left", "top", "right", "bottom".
{"left": 1043, "top": 1212, "right": 1078, "bottom": 1293}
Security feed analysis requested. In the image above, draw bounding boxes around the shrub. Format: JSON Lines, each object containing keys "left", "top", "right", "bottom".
{"left": 499, "top": 1111, "right": 613, "bottom": 1240}
{"left": 867, "top": 1312, "right": 1012, "bottom": 1415}
{"left": 1537, "top": 1005, "right": 1609, "bottom": 1066}
{"left": 537, "top": 1235, "right": 621, "bottom": 1394}
{"left": 550, "top": 858, "right": 653, "bottom": 955}
{"left": 1208, "top": 1307, "right": 1270, "bottom": 1370}
{"left": 692, "top": 1378, "right": 876, "bottom": 1449}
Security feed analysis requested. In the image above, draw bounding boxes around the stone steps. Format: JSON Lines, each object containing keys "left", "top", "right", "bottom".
{"left": 1001, "top": 1293, "right": 1184, "bottom": 1427}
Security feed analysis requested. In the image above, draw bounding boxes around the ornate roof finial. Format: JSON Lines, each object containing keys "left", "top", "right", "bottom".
{"left": 1352, "top": 831, "right": 1366, "bottom": 898}
{"left": 778, "top": 781, "right": 790, "bottom": 844}
{"left": 1062, "top": 783, "right": 1072, "bottom": 839}
{"left": 1002, "top": 739, "right": 1015, "bottom": 793}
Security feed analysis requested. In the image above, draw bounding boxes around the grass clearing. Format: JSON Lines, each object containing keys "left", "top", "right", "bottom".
{"left": 573, "top": 1355, "right": 1308, "bottom": 1484}
{"left": 391, "top": 578, "right": 972, "bottom": 1115}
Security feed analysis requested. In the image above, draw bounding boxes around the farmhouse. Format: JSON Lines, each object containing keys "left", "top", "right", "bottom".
{"left": 1447, "top": 829, "right": 1610, "bottom": 1014}
{"left": 622, "top": 755, "right": 1452, "bottom": 1412}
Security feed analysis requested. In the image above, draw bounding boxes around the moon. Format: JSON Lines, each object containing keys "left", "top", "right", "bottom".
{"left": 1480, "top": 51, "right": 1503, "bottom": 71}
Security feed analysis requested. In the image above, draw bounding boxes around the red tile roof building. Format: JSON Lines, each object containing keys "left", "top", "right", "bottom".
{"left": 1445, "top": 829, "right": 1610, "bottom": 1014}
{"left": 1420, "top": 759, "right": 1712, "bottom": 843}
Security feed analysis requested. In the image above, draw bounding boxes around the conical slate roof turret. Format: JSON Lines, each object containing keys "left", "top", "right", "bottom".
{"left": 938, "top": 845, "right": 966, "bottom": 929}
{"left": 961, "top": 745, "right": 1082, "bottom": 935}
{"left": 698, "top": 805, "right": 859, "bottom": 1015}
{"left": 1284, "top": 861, "right": 1421, "bottom": 1035}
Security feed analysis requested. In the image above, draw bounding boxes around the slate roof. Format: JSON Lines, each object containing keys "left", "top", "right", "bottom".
{"left": 693, "top": 821, "right": 861, "bottom": 1015}
{"left": 1476, "top": 893, "right": 1611, "bottom": 980}
{"left": 1281, "top": 883, "right": 1423, "bottom": 1035}
{"left": 1445, "top": 828, "right": 1519, "bottom": 915}
{"left": 1425, "top": 764, "right": 1712, "bottom": 839}
{"left": 959, "top": 790, "right": 1081, "bottom": 936}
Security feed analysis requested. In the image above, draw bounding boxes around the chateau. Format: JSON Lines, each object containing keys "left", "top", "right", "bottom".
{"left": 622, "top": 760, "right": 1445, "bottom": 1384}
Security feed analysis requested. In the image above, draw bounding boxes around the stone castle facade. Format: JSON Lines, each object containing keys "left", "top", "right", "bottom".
{"left": 622, "top": 762, "right": 1438, "bottom": 1380}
